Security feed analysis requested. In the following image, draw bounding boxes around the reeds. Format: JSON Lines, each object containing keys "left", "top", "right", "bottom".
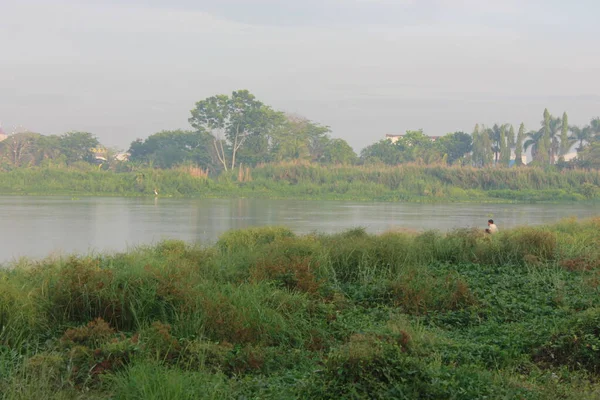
{"left": 1, "top": 163, "right": 599, "bottom": 201}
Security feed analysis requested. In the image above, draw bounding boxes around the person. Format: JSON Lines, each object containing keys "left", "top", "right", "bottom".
{"left": 485, "top": 219, "right": 498, "bottom": 234}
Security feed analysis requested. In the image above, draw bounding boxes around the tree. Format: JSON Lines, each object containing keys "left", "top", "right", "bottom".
{"left": 189, "top": 90, "right": 277, "bottom": 171}
{"left": 530, "top": 109, "right": 563, "bottom": 164}
{"left": 0, "top": 131, "right": 41, "bottom": 168}
{"left": 577, "top": 141, "right": 600, "bottom": 169}
{"left": 524, "top": 129, "right": 543, "bottom": 162}
{"left": 535, "top": 109, "right": 552, "bottom": 164}
{"left": 508, "top": 125, "right": 516, "bottom": 148}
{"left": 236, "top": 107, "right": 287, "bottom": 166}
{"left": 36, "top": 135, "right": 63, "bottom": 164}
{"left": 128, "top": 130, "right": 215, "bottom": 169}
{"left": 560, "top": 112, "right": 570, "bottom": 156}
{"left": 437, "top": 131, "right": 472, "bottom": 165}
{"left": 515, "top": 123, "right": 525, "bottom": 166}
{"left": 360, "top": 139, "right": 402, "bottom": 165}
{"left": 486, "top": 123, "right": 509, "bottom": 163}
{"left": 569, "top": 125, "right": 593, "bottom": 153}
{"left": 499, "top": 125, "right": 510, "bottom": 166}
{"left": 590, "top": 117, "right": 600, "bottom": 141}
{"left": 306, "top": 124, "right": 333, "bottom": 163}
{"left": 394, "top": 130, "right": 442, "bottom": 164}
{"left": 269, "top": 115, "right": 314, "bottom": 162}
{"left": 322, "top": 138, "right": 357, "bottom": 164}
{"left": 59, "top": 131, "right": 99, "bottom": 164}
{"left": 471, "top": 124, "right": 493, "bottom": 167}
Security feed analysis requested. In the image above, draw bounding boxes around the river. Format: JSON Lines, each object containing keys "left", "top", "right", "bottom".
{"left": 1, "top": 196, "right": 598, "bottom": 264}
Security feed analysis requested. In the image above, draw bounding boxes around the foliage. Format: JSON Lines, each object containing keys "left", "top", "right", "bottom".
{"left": 2, "top": 221, "right": 600, "bottom": 398}
{"left": 1, "top": 163, "right": 600, "bottom": 204}
{"left": 437, "top": 131, "right": 473, "bottom": 165}
{"left": 188, "top": 90, "right": 281, "bottom": 171}
{"left": 128, "top": 130, "right": 216, "bottom": 170}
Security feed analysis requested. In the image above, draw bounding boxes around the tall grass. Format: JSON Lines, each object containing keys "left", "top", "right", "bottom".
{"left": 0, "top": 162, "right": 599, "bottom": 201}
{"left": 1, "top": 219, "right": 600, "bottom": 398}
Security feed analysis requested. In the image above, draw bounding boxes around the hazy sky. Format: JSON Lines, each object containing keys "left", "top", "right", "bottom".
{"left": 1, "top": 0, "right": 599, "bottom": 151}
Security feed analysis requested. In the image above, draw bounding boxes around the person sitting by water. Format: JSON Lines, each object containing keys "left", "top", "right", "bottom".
{"left": 485, "top": 219, "right": 498, "bottom": 234}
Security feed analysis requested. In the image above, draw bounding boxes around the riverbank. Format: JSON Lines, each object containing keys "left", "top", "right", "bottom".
{"left": 1, "top": 220, "right": 600, "bottom": 398}
{"left": 0, "top": 163, "right": 599, "bottom": 203}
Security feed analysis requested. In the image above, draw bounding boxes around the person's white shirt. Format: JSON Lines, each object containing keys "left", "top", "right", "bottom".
{"left": 488, "top": 223, "right": 498, "bottom": 234}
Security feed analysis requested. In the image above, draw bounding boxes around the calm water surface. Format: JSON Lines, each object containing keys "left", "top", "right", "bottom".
{"left": 1, "top": 196, "right": 598, "bottom": 263}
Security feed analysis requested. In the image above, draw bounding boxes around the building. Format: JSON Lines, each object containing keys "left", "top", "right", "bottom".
{"left": 0, "top": 126, "right": 7, "bottom": 142}
{"left": 562, "top": 152, "right": 577, "bottom": 162}
{"left": 385, "top": 133, "right": 441, "bottom": 143}
{"left": 91, "top": 147, "right": 108, "bottom": 162}
{"left": 115, "top": 152, "right": 130, "bottom": 162}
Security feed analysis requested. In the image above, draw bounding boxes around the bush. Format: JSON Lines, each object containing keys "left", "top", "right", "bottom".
{"left": 535, "top": 308, "right": 600, "bottom": 373}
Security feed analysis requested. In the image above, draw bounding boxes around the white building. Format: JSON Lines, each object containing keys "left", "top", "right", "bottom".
{"left": 385, "top": 133, "right": 441, "bottom": 143}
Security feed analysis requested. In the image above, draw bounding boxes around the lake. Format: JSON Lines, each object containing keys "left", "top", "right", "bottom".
{"left": 1, "top": 196, "right": 598, "bottom": 264}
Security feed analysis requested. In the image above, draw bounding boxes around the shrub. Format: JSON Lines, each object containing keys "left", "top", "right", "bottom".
{"left": 534, "top": 307, "right": 600, "bottom": 374}
{"left": 217, "top": 226, "right": 295, "bottom": 253}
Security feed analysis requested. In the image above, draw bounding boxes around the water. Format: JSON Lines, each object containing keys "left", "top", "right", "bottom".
{"left": 1, "top": 196, "right": 598, "bottom": 263}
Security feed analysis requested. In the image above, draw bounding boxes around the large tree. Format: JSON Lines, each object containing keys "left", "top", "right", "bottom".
{"left": 486, "top": 123, "right": 509, "bottom": 163}
{"left": 534, "top": 109, "right": 552, "bottom": 164}
{"left": 0, "top": 131, "right": 41, "bottom": 168}
{"left": 129, "top": 130, "right": 215, "bottom": 169}
{"left": 189, "top": 90, "right": 278, "bottom": 170}
{"left": 508, "top": 125, "right": 516, "bottom": 148}
{"left": 269, "top": 115, "right": 314, "bottom": 162}
{"left": 471, "top": 124, "right": 493, "bottom": 167}
{"left": 437, "top": 131, "right": 472, "bottom": 165}
{"left": 360, "top": 139, "right": 402, "bottom": 165}
{"left": 322, "top": 138, "right": 357, "bottom": 164}
{"left": 395, "top": 130, "right": 442, "bottom": 164}
{"left": 59, "top": 131, "right": 100, "bottom": 164}
{"left": 36, "top": 135, "right": 63, "bottom": 164}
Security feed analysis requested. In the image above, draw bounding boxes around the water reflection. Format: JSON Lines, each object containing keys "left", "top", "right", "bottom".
{"left": 0, "top": 196, "right": 597, "bottom": 263}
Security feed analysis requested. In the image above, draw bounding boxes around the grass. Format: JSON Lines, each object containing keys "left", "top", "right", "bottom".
{"left": 0, "top": 162, "right": 599, "bottom": 202}
{"left": 2, "top": 219, "right": 600, "bottom": 398}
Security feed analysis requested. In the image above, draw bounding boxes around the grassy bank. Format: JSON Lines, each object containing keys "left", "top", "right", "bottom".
{"left": 0, "top": 162, "right": 599, "bottom": 202}
{"left": 2, "top": 219, "right": 600, "bottom": 398}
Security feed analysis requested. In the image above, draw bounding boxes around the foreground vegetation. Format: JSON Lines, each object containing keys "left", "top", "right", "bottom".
{"left": 2, "top": 218, "right": 600, "bottom": 398}
{"left": 1, "top": 162, "right": 600, "bottom": 202}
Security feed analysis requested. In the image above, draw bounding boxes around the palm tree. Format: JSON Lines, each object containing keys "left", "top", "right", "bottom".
{"left": 528, "top": 111, "right": 563, "bottom": 164}
{"left": 485, "top": 123, "right": 509, "bottom": 163}
{"left": 546, "top": 116, "right": 563, "bottom": 163}
{"left": 523, "top": 130, "right": 543, "bottom": 161}
{"left": 569, "top": 125, "right": 593, "bottom": 153}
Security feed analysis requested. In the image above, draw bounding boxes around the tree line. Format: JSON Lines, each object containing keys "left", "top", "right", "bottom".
{"left": 2, "top": 90, "right": 600, "bottom": 173}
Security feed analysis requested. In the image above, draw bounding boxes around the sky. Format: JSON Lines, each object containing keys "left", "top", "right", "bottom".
{"left": 1, "top": 0, "right": 600, "bottom": 152}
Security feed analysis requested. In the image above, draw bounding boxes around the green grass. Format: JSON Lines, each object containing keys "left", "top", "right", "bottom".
{"left": 2, "top": 218, "right": 600, "bottom": 398}
{"left": 0, "top": 162, "right": 599, "bottom": 202}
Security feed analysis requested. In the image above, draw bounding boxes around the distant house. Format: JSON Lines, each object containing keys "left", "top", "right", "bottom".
{"left": 115, "top": 152, "right": 130, "bottom": 162}
{"left": 91, "top": 147, "right": 108, "bottom": 162}
{"left": 385, "top": 134, "right": 440, "bottom": 143}
{"left": 0, "top": 127, "right": 7, "bottom": 142}
{"left": 561, "top": 152, "right": 577, "bottom": 162}
{"left": 91, "top": 147, "right": 130, "bottom": 162}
